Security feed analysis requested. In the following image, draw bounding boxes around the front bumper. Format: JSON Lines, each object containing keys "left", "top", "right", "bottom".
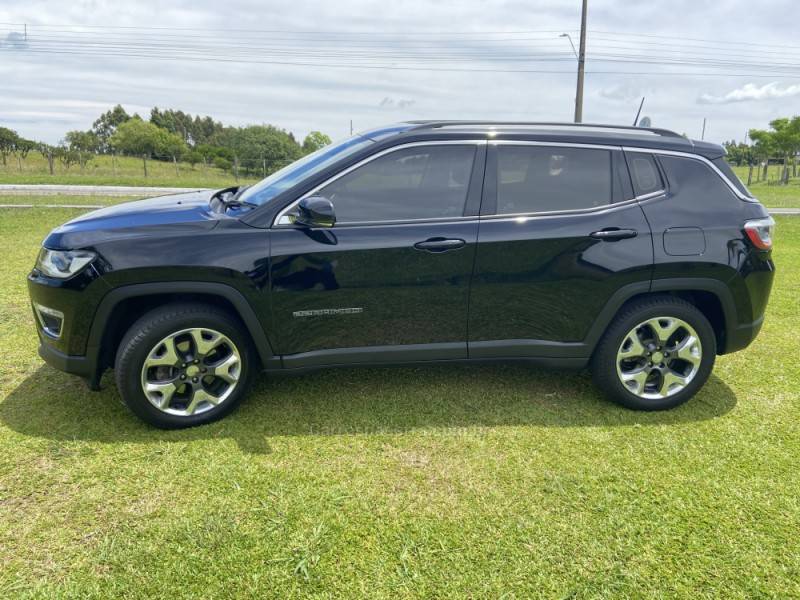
{"left": 28, "top": 265, "right": 109, "bottom": 387}
{"left": 37, "top": 337, "right": 97, "bottom": 379}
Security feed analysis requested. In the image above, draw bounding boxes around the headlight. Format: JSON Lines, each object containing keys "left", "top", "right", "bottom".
{"left": 36, "top": 248, "right": 97, "bottom": 279}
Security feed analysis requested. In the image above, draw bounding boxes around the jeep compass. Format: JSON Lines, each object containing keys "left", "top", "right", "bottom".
{"left": 28, "top": 122, "right": 775, "bottom": 428}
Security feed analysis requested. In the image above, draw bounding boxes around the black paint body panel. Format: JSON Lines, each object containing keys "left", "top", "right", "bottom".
{"left": 26, "top": 123, "right": 775, "bottom": 385}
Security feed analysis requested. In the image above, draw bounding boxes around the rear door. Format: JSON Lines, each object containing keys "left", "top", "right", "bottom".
{"left": 468, "top": 141, "right": 653, "bottom": 358}
{"left": 270, "top": 141, "right": 486, "bottom": 367}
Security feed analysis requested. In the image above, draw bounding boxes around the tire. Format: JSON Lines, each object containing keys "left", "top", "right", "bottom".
{"left": 114, "top": 302, "right": 257, "bottom": 428}
{"left": 591, "top": 296, "right": 716, "bottom": 411}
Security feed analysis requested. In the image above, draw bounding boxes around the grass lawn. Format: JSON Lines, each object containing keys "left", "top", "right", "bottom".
{"left": 0, "top": 195, "right": 143, "bottom": 207}
{"left": 0, "top": 153, "right": 256, "bottom": 188}
{"left": 733, "top": 165, "right": 800, "bottom": 209}
{"left": 0, "top": 208, "right": 798, "bottom": 598}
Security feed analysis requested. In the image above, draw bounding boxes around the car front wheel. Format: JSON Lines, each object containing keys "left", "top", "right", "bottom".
{"left": 114, "top": 303, "right": 256, "bottom": 428}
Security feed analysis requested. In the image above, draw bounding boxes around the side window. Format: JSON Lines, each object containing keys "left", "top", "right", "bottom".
{"left": 496, "top": 145, "right": 612, "bottom": 214}
{"left": 628, "top": 153, "right": 664, "bottom": 197}
{"left": 318, "top": 145, "right": 476, "bottom": 223}
{"left": 658, "top": 155, "right": 737, "bottom": 202}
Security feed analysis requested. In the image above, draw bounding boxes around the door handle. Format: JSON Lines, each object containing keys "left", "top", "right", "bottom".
{"left": 589, "top": 228, "right": 638, "bottom": 241}
{"left": 413, "top": 238, "right": 466, "bottom": 252}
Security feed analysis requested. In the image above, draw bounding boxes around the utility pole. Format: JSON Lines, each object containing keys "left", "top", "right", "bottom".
{"left": 574, "top": 0, "right": 588, "bottom": 123}
{"left": 701, "top": 118, "right": 707, "bottom": 141}
{"left": 350, "top": 120, "right": 353, "bottom": 136}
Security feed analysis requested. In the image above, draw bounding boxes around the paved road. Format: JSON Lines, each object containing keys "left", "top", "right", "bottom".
{"left": 0, "top": 184, "right": 207, "bottom": 196}
{"left": 766, "top": 208, "right": 800, "bottom": 215}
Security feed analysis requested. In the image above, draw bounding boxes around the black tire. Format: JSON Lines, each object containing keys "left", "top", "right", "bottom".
{"left": 114, "top": 303, "right": 257, "bottom": 429}
{"left": 591, "top": 296, "right": 716, "bottom": 411}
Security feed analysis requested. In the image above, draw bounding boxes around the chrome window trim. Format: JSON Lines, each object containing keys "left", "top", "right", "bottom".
{"left": 272, "top": 139, "right": 487, "bottom": 227}
{"left": 633, "top": 189, "right": 666, "bottom": 201}
{"left": 623, "top": 146, "right": 756, "bottom": 202}
{"left": 480, "top": 196, "right": 641, "bottom": 221}
{"left": 489, "top": 139, "right": 621, "bottom": 151}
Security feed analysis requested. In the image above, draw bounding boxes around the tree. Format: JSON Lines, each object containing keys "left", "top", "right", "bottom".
{"left": 302, "top": 131, "right": 332, "bottom": 154}
{"left": 768, "top": 117, "right": 800, "bottom": 184}
{"left": 185, "top": 150, "right": 203, "bottom": 169}
{"left": 215, "top": 125, "right": 303, "bottom": 176}
{"left": 748, "top": 128, "right": 775, "bottom": 181}
{"left": 0, "top": 127, "right": 20, "bottom": 166}
{"left": 16, "top": 138, "right": 35, "bottom": 160}
{"left": 110, "top": 119, "right": 187, "bottom": 177}
{"left": 11, "top": 138, "right": 36, "bottom": 171}
{"left": 722, "top": 140, "right": 753, "bottom": 167}
{"left": 37, "top": 142, "right": 57, "bottom": 175}
{"left": 749, "top": 117, "right": 800, "bottom": 184}
{"left": 64, "top": 130, "right": 100, "bottom": 169}
{"left": 92, "top": 104, "right": 131, "bottom": 153}
{"left": 56, "top": 144, "right": 80, "bottom": 170}
{"left": 150, "top": 107, "right": 224, "bottom": 147}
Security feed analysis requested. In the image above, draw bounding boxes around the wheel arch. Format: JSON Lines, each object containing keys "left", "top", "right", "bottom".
{"left": 584, "top": 278, "right": 737, "bottom": 355}
{"left": 89, "top": 282, "right": 277, "bottom": 372}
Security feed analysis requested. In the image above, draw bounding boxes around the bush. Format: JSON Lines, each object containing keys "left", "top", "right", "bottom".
{"left": 212, "top": 156, "right": 232, "bottom": 171}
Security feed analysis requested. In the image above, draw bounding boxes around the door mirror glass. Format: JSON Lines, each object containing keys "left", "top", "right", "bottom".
{"left": 294, "top": 196, "right": 336, "bottom": 228}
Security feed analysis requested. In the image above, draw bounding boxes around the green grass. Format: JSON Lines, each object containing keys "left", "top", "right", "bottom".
{"left": 733, "top": 165, "right": 800, "bottom": 208}
{"left": 0, "top": 195, "right": 143, "bottom": 206}
{"left": 0, "top": 153, "right": 256, "bottom": 188}
{"left": 1, "top": 208, "right": 799, "bottom": 598}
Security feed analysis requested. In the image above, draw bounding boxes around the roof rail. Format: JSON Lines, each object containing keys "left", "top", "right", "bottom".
{"left": 406, "top": 121, "right": 684, "bottom": 139}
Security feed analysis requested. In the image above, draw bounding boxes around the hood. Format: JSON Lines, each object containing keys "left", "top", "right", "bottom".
{"left": 43, "top": 190, "right": 223, "bottom": 249}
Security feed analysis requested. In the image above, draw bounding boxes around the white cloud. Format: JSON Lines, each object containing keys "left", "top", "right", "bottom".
{"left": 698, "top": 82, "right": 800, "bottom": 105}
{"left": 379, "top": 97, "right": 416, "bottom": 109}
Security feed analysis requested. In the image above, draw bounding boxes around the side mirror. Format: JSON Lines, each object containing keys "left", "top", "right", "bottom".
{"left": 295, "top": 196, "right": 336, "bottom": 228}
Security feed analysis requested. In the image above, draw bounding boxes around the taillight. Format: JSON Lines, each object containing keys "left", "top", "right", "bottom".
{"left": 744, "top": 216, "right": 775, "bottom": 250}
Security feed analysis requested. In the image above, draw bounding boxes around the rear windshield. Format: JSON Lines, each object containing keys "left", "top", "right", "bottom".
{"left": 712, "top": 157, "right": 753, "bottom": 198}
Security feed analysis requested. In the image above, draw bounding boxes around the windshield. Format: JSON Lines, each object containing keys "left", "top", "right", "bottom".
{"left": 237, "top": 134, "right": 375, "bottom": 206}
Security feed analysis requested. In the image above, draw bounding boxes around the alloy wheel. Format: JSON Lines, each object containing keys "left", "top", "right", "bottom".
{"left": 615, "top": 316, "right": 702, "bottom": 400}
{"left": 140, "top": 327, "right": 242, "bottom": 416}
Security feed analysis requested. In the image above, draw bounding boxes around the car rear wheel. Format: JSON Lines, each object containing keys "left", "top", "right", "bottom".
{"left": 115, "top": 303, "right": 256, "bottom": 428}
{"left": 591, "top": 296, "right": 716, "bottom": 411}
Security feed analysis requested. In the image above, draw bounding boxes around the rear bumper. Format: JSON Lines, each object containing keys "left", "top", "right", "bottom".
{"left": 724, "top": 315, "right": 765, "bottom": 354}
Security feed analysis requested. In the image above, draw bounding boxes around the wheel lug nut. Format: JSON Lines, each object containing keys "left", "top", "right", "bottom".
{"left": 192, "top": 377, "right": 198, "bottom": 383}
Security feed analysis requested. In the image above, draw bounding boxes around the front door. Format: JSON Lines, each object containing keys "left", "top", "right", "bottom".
{"left": 269, "top": 142, "right": 486, "bottom": 367}
{"left": 468, "top": 142, "right": 653, "bottom": 358}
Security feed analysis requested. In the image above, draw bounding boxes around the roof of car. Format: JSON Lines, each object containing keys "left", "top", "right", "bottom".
{"left": 361, "top": 121, "right": 725, "bottom": 159}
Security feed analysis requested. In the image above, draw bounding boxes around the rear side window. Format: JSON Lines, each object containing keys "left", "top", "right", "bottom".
{"left": 627, "top": 153, "right": 664, "bottom": 197}
{"left": 712, "top": 157, "right": 753, "bottom": 198}
{"left": 496, "top": 145, "right": 612, "bottom": 214}
{"left": 319, "top": 145, "right": 476, "bottom": 223}
{"left": 658, "top": 155, "right": 738, "bottom": 202}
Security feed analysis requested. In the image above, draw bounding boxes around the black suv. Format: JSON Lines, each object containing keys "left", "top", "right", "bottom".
{"left": 28, "top": 122, "right": 775, "bottom": 428}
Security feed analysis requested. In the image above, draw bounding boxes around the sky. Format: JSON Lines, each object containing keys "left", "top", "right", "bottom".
{"left": 1, "top": 0, "right": 799, "bottom": 146}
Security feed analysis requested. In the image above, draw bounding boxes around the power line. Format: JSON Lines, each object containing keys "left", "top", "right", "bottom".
{"left": 4, "top": 23, "right": 800, "bottom": 78}
{"left": 7, "top": 47, "right": 800, "bottom": 78}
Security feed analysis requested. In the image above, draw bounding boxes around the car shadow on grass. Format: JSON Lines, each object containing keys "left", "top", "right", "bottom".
{"left": 1, "top": 363, "right": 737, "bottom": 454}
